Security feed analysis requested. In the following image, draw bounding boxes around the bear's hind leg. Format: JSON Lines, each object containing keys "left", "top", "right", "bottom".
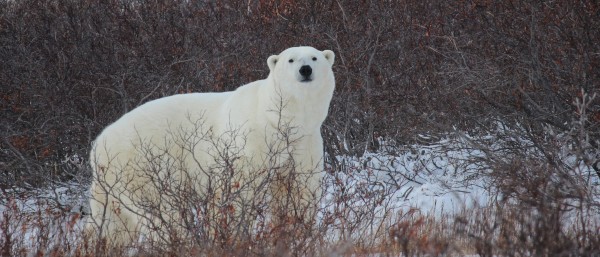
{"left": 88, "top": 191, "right": 141, "bottom": 247}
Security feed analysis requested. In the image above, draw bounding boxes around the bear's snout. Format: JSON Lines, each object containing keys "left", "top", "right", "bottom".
{"left": 299, "top": 65, "right": 312, "bottom": 80}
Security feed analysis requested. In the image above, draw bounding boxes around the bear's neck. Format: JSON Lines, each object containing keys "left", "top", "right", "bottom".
{"left": 259, "top": 79, "right": 332, "bottom": 134}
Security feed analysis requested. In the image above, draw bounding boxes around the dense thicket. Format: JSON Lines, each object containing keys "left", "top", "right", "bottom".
{"left": 1, "top": 0, "right": 599, "bottom": 188}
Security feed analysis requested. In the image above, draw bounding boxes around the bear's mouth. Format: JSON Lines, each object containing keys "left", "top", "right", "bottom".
{"left": 300, "top": 78, "right": 313, "bottom": 83}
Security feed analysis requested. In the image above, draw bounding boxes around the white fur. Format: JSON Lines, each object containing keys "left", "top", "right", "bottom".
{"left": 88, "top": 46, "right": 335, "bottom": 245}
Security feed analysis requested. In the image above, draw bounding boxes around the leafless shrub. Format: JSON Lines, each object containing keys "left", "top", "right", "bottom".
{"left": 449, "top": 90, "right": 600, "bottom": 256}
{"left": 0, "top": 184, "right": 91, "bottom": 256}
{"left": 2, "top": 0, "right": 600, "bottom": 255}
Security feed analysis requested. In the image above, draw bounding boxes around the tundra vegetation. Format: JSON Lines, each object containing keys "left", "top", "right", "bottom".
{"left": 1, "top": 0, "right": 599, "bottom": 256}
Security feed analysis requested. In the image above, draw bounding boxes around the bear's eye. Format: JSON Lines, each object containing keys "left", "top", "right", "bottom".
{"left": 288, "top": 59, "right": 294, "bottom": 63}
{"left": 312, "top": 57, "right": 317, "bottom": 61}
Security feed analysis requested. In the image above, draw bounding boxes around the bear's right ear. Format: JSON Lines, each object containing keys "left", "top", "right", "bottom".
{"left": 267, "top": 55, "right": 278, "bottom": 72}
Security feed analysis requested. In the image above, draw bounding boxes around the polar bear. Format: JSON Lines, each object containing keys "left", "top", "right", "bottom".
{"left": 88, "top": 46, "right": 335, "bottom": 246}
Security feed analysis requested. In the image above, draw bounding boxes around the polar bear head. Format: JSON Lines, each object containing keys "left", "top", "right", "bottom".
{"left": 267, "top": 46, "right": 335, "bottom": 94}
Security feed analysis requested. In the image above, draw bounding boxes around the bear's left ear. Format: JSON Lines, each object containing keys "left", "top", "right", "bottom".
{"left": 267, "top": 55, "right": 278, "bottom": 72}
{"left": 323, "top": 50, "right": 335, "bottom": 66}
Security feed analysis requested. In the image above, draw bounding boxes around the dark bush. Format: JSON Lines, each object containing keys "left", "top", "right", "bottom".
{"left": 2, "top": 0, "right": 598, "bottom": 186}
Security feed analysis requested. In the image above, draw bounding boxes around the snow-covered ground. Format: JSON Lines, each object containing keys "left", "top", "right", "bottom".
{"left": 2, "top": 134, "right": 598, "bottom": 253}
{"left": 331, "top": 144, "right": 490, "bottom": 216}
{"left": 0, "top": 181, "right": 89, "bottom": 254}
{"left": 0, "top": 137, "right": 493, "bottom": 251}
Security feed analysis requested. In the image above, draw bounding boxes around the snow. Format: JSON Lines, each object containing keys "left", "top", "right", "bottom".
{"left": 323, "top": 138, "right": 491, "bottom": 217}
{"left": 2, "top": 134, "right": 598, "bottom": 253}
{"left": 1, "top": 137, "right": 491, "bottom": 249}
{"left": 0, "top": 182, "right": 89, "bottom": 254}
{"left": 313, "top": 137, "right": 493, "bottom": 245}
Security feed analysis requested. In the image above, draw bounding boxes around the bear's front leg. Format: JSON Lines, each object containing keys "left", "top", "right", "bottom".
{"left": 286, "top": 135, "right": 324, "bottom": 225}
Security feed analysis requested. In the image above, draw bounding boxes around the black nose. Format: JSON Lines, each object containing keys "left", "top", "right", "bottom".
{"left": 299, "top": 65, "right": 312, "bottom": 77}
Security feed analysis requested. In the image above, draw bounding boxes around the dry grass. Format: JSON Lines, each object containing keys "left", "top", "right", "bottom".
{"left": 2, "top": 200, "right": 599, "bottom": 256}
{"left": 3, "top": 158, "right": 599, "bottom": 257}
